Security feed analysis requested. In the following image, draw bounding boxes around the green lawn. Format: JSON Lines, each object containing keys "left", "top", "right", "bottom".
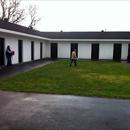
{"left": 0, "top": 60, "right": 130, "bottom": 99}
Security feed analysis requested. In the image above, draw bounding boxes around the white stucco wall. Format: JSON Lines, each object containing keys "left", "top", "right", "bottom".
{"left": 78, "top": 42, "right": 91, "bottom": 59}
{"left": 23, "top": 39, "right": 48, "bottom": 62}
{"left": 99, "top": 42, "right": 113, "bottom": 59}
{"left": 121, "top": 43, "right": 128, "bottom": 60}
{"left": 51, "top": 41, "right": 129, "bottom": 60}
{"left": 58, "top": 42, "right": 70, "bottom": 58}
{"left": 42, "top": 41, "right": 46, "bottom": 58}
{"left": 0, "top": 33, "right": 19, "bottom": 65}
{"left": 1, "top": 31, "right": 130, "bottom": 66}
{"left": 5, "top": 37, "right": 18, "bottom": 64}
{"left": 0, "top": 32, "right": 49, "bottom": 65}
{"left": 46, "top": 42, "right": 50, "bottom": 58}
{"left": 23, "top": 39, "right": 31, "bottom": 62}
{"left": 34, "top": 41, "right": 40, "bottom": 60}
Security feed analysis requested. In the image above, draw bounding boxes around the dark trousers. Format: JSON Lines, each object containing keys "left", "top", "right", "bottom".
{"left": 70, "top": 59, "right": 77, "bottom": 67}
{"left": 7, "top": 56, "right": 12, "bottom": 66}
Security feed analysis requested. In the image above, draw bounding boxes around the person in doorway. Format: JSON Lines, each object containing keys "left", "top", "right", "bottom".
{"left": 70, "top": 49, "right": 77, "bottom": 67}
{"left": 6, "top": 45, "right": 15, "bottom": 66}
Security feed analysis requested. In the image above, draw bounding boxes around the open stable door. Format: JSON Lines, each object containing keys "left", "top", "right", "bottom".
{"left": 18, "top": 40, "right": 23, "bottom": 63}
{"left": 0, "top": 38, "right": 5, "bottom": 66}
{"left": 51, "top": 43, "right": 58, "bottom": 59}
{"left": 40, "top": 42, "right": 43, "bottom": 59}
{"left": 71, "top": 43, "right": 78, "bottom": 57}
{"left": 31, "top": 41, "right": 34, "bottom": 60}
{"left": 91, "top": 44, "right": 99, "bottom": 60}
{"left": 113, "top": 44, "right": 122, "bottom": 62}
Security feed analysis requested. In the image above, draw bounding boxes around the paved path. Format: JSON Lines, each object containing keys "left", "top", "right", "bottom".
{"left": 0, "top": 91, "right": 130, "bottom": 130}
{"left": 0, "top": 59, "right": 54, "bottom": 80}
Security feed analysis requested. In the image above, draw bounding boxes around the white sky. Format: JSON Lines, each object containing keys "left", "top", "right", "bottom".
{"left": 21, "top": 0, "right": 130, "bottom": 32}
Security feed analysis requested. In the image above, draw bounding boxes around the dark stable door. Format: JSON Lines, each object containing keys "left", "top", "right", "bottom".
{"left": 31, "top": 41, "right": 34, "bottom": 60}
{"left": 51, "top": 43, "right": 57, "bottom": 59}
{"left": 91, "top": 44, "right": 99, "bottom": 60}
{"left": 40, "top": 42, "right": 43, "bottom": 59}
{"left": 71, "top": 43, "right": 78, "bottom": 57}
{"left": 113, "top": 44, "right": 122, "bottom": 62}
{"left": 18, "top": 40, "right": 23, "bottom": 63}
{"left": 128, "top": 44, "right": 130, "bottom": 54}
{"left": 0, "top": 38, "right": 4, "bottom": 66}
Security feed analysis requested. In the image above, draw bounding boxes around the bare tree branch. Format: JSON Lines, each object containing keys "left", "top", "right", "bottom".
{"left": 0, "top": 0, "right": 7, "bottom": 20}
{"left": 28, "top": 5, "right": 41, "bottom": 29}
{"left": 0, "top": 0, "right": 25, "bottom": 23}
{"left": 0, "top": 0, "right": 41, "bottom": 28}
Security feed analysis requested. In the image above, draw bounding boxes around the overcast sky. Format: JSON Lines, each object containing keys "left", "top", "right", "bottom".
{"left": 21, "top": 0, "right": 130, "bottom": 32}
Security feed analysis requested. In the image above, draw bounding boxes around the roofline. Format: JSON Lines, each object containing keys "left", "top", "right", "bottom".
{"left": 42, "top": 31, "right": 130, "bottom": 33}
{"left": 1, "top": 28, "right": 130, "bottom": 42}
{"left": 0, "top": 28, "right": 50, "bottom": 41}
{"left": 50, "top": 39, "right": 130, "bottom": 42}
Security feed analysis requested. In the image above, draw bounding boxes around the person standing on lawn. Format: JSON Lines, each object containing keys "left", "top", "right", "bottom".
{"left": 6, "top": 45, "right": 15, "bottom": 66}
{"left": 70, "top": 49, "right": 77, "bottom": 67}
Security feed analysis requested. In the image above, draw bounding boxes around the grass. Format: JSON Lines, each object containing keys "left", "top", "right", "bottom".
{"left": 0, "top": 60, "right": 130, "bottom": 99}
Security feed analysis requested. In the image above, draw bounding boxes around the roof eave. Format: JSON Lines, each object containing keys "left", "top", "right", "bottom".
{"left": 50, "top": 38, "right": 130, "bottom": 42}
{"left": 0, "top": 28, "right": 50, "bottom": 41}
{"left": 1, "top": 28, "right": 130, "bottom": 42}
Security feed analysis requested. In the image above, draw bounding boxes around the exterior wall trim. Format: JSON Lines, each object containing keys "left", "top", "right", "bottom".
{"left": 0, "top": 28, "right": 49, "bottom": 41}
{"left": 50, "top": 39, "right": 130, "bottom": 42}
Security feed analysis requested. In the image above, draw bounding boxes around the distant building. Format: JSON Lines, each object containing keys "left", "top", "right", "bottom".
{"left": 0, "top": 20, "right": 130, "bottom": 66}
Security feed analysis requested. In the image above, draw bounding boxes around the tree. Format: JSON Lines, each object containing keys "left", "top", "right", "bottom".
{"left": 0, "top": 0, "right": 25, "bottom": 23}
{"left": 28, "top": 5, "right": 41, "bottom": 29}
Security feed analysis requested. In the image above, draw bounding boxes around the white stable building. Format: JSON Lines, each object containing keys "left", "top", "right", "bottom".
{"left": 0, "top": 20, "right": 130, "bottom": 66}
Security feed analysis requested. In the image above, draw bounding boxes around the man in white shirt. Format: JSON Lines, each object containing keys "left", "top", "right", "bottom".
{"left": 70, "top": 49, "right": 77, "bottom": 67}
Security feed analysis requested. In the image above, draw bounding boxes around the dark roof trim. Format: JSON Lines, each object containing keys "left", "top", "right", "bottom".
{"left": 0, "top": 20, "right": 130, "bottom": 40}
{"left": 41, "top": 31, "right": 130, "bottom": 39}
{"left": 0, "top": 20, "right": 45, "bottom": 38}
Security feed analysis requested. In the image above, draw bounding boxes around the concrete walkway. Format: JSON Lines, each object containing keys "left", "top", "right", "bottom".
{"left": 0, "top": 59, "right": 54, "bottom": 80}
{"left": 0, "top": 91, "right": 130, "bottom": 130}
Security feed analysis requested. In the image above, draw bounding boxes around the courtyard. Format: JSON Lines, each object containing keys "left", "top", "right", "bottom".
{"left": 1, "top": 60, "right": 130, "bottom": 130}
{"left": 0, "top": 60, "right": 130, "bottom": 99}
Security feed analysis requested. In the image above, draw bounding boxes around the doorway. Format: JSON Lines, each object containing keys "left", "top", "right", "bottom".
{"left": 51, "top": 43, "right": 57, "bottom": 59}
{"left": 113, "top": 44, "right": 122, "bottom": 62}
{"left": 31, "top": 41, "right": 34, "bottom": 60}
{"left": 0, "top": 38, "right": 5, "bottom": 66}
{"left": 40, "top": 42, "right": 43, "bottom": 59}
{"left": 18, "top": 40, "right": 23, "bottom": 63}
{"left": 91, "top": 44, "right": 99, "bottom": 60}
{"left": 71, "top": 43, "right": 78, "bottom": 57}
{"left": 128, "top": 44, "right": 130, "bottom": 54}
